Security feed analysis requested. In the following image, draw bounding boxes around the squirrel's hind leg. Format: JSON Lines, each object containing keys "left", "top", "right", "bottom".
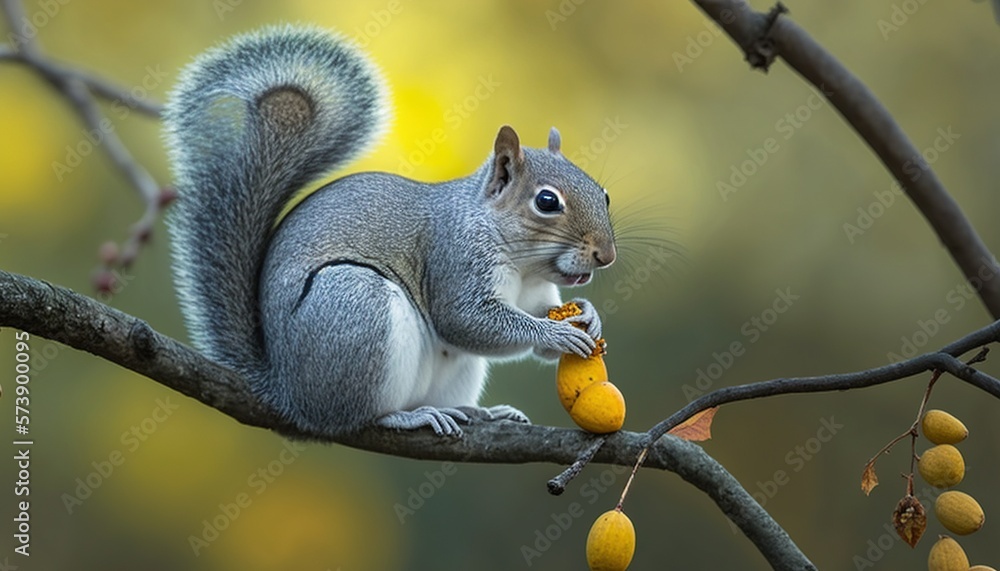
{"left": 264, "top": 264, "right": 435, "bottom": 435}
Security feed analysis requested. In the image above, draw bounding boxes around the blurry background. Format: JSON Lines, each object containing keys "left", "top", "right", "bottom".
{"left": 2, "top": 1, "right": 999, "bottom": 569}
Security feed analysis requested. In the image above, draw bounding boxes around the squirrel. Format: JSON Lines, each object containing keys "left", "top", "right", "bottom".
{"left": 164, "top": 25, "right": 616, "bottom": 438}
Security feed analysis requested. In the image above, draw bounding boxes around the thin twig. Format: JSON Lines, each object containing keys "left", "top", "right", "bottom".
{"left": 0, "top": 48, "right": 163, "bottom": 116}
{"left": 861, "top": 346, "right": 988, "bottom": 494}
{"left": 616, "top": 447, "right": 648, "bottom": 510}
{"left": 547, "top": 435, "right": 607, "bottom": 495}
{"left": 0, "top": 0, "right": 168, "bottom": 278}
{"left": 861, "top": 369, "right": 942, "bottom": 488}
{"left": 643, "top": 323, "right": 1000, "bottom": 447}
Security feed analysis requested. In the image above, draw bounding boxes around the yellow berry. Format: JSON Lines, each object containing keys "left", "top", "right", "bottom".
{"left": 557, "top": 352, "right": 608, "bottom": 412}
{"left": 922, "top": 410, "right": 969, "bottom": 445}
{"left": 570, "top": 381, "right": 626, "bottom": 434}
{"left": 586, "top": 509, "right": 635, "bottom": 571}
{"left": 548, "top": 301, "right": 583, "bottom": 321}
{"left": 918, "top": 445, "right": 965, "bottom": 488}
{"left": 935, "top": 491, "right": 985, "bottom": 535}
{"left": 927, "top": 536, "right": 969, "bottom": 571}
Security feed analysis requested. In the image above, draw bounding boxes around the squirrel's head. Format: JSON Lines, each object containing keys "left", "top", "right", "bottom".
{"left": 485, "top": 125, "right": 616, "bottom": 287}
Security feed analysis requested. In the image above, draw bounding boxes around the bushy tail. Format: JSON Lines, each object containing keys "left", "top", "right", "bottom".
{"left": 164, "top": 25, "right": 389, "bottom": 375}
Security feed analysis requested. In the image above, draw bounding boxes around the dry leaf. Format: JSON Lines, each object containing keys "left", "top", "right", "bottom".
{"left": 892, "top": 494, "right": 927, "bottom": 548}
{"left": 861, "top": 461, "right": 879, "bottom": 496}
{"left": 668, "top": 407, "right": 718, "bottom": 442}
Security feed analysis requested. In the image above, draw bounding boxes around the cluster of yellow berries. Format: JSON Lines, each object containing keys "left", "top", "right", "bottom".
{"left": 549, "top": 302, "right": 634, "bottom": 570}
{"left": 920, "top": 410, "right": 989, "bottom": 571}
{"left": 548, "top": 303, "right": 626, "bottom": 434}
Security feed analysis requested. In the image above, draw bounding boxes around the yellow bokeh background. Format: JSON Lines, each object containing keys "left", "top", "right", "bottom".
{"left": 2, "top": 1, "right": 1000, "bottom": 569}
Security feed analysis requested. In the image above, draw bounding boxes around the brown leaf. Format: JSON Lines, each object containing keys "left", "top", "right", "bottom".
{"left": 892, "top": 494, "right": 927, "bottom": 548}
{"left": 861, "top": 461, "right": 879, "bottom": 496}
{"left": 668, "top": 407, "right": 718, "bottom": 442}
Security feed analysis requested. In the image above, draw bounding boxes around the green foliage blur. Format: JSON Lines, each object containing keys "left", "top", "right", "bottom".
{"left": 2, "top": 0, "right": 999, "bottom": 569}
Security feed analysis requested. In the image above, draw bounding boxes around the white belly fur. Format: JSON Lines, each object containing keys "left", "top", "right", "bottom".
{"left": 380, "top": 281, "right": 487, "bottom": 409}
{"left": 382, "top": 267, "right": 561, "bottom": 411}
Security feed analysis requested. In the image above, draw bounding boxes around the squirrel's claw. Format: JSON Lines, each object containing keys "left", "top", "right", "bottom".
{"left": 376, "top": 406, "right": 471, "bottom": 436}
{"left": 458, "top": 404, "right": 531, "bottom": 424}
{"left": 565, "top": 297, "right": 603, "bottom": 339}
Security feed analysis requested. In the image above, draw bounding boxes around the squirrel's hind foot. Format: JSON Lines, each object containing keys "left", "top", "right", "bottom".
{"left": 376, "top": 406, "right": 471, "bottom": 436}
{"left": 457, "top": 405, "right": 531, "bottom": 425}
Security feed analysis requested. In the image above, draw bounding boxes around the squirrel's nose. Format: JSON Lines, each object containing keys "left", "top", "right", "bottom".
{"left": 592, "top": 243, "right": 616, "bottom": 268}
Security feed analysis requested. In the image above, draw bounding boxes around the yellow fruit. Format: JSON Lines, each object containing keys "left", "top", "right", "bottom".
{"left": 935, "top": 491, "right": 985, "bottom": 535}
{"left": 927, "top": 536, "right": 969, "bottom": 571}
{"left": 570, "top": 382, "right": 626, "bottom": 433}
{"left": 557, "top": 352, "right": 608, "bottom": 411}
{"left": 922, "top": 410, "right": 969, "bottom": 445}
{"left": 586, "top": 509, "right": 635, "bottom": 571}
{"left": 548, "top": 301, "right": 583, "bottom": 321}
{"left": 968, "top": 566, "right": 999, "bottom": 570}
{"left": 918, "top": 445, "right": 965, "bottom": 488}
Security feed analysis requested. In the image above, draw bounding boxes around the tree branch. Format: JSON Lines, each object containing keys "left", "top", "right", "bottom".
{"left": 0, "top": 45, "right": 163, "bottom": 117}
{"left": 4, "top": 4, "right": 997, "bottom": 567}
{"left": 690, "top": 0, "right": 1000, "bottom": 318}
{"left": 643, "top": 328, "right": 1000, "bottom": 446}
{"left": 0, "top": 269, "right": 816, "bottom": 569}
{"left": 0, "top": 0, "right": 169, "bottom": 277}
{"left": 7, "top": 270, "right": 996, "bottom": 567}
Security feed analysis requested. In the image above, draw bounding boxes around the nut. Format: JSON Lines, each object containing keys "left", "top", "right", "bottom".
{"left": 586, "top": 508, "right": 635, "bottom": 571}
{"left": 918, "top": 445, "right": 965, "bottom": 488}
{"left": 570, "top": 381, "right": 626, "bottom": 434}
{"left": 935, "top": 490, "right": 985, "bottom": 536}
{"left": 921, "top": 410, "right": 968, "bottom": 445}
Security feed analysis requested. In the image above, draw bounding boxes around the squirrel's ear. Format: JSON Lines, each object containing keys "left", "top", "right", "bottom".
{"left": 487, "top": 125, "right": 523, "bottom": 198}
{"left": 548, "top": 127, "right": 562, "bottom": 154}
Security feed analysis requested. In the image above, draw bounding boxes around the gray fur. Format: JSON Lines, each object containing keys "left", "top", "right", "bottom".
{"left": 165, "top": 26, "right": 616, "bottom": 438}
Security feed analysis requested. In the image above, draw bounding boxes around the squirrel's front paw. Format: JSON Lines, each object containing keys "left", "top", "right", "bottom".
{"left": 540, "top": 320, "right": 597, "bottom": 358}
{"left": 377, "top": 406, "right": 471, "bottom": 436}
{"left": 564, "top": 298, "right": 603, "bottom": 339}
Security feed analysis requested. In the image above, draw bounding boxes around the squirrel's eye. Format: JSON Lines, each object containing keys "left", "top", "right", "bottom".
{"left": 534, "top": 188, "right": 563, "bottom": 214}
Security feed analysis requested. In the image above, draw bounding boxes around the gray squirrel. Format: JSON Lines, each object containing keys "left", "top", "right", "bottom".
{"left": 164, "top": 25, "right": 616, "bottom": 438}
